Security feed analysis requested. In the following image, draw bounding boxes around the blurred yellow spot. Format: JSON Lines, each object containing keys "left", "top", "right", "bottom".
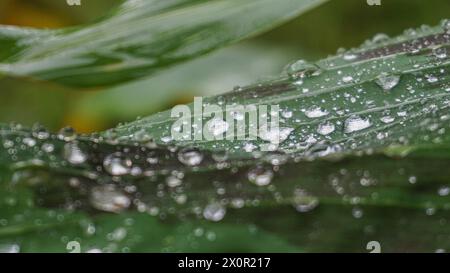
{"left": 0, "top": 1, "right": 69, "bottom": 28}
{"left": 63, "top": 113, "right": 105, "bottom": 134}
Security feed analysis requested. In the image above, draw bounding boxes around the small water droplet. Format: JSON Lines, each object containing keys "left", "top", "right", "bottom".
{"left": 0, "top": 243, "right": 20, "bottom": 253}
{"left": 166, "top": 175, "right": 182, "bottom": 188}
{"left": 380, "top": 116, "right": 395, "bottom": 124}
{"left": 352, "top": 207, "right": 364, "bottom": 218}
{"left": 281, "top": 110, "right": 293, "bottom": 119}
{"left": 433, "top": 47, "right": 448, "bottom": 59}
{"left": 438, "top": 186, "right": 450, "bottom": 196}
{"left": 408, "top": 176, "right": 417, "bottom": 184}
{"left": 178, "top": 148, "right": 203, "bottom": 166}
{"left": 58, "top": 127, "right": 77, "bottom": 142}
{"left": 103, "top": 153, "right": 132, "bottom": 176}
{"left": 41, "top": 143, "right": 55, "bottom": 153}
{"left": 372, "top": 33, "right": 389, "bottom": 44}
{"left": 247, "top": 167, "right": 274, "bottom": 186}
{"left": 259, "top": 127, "right": 293, "bottom": 144}
{"left": 32, "top": 124, "right": 49, "bottom": 140}
{"left": 343, "top": 53, "right": 357, "bottom": 61}
{"left": 292, "top": 189, "right": 319, "bottom": 213}
{"left": 342, "top": 76, "right": 354, "bottom": 83}
{"left": 206, "top": 118, "right": 229, "bottom": 136}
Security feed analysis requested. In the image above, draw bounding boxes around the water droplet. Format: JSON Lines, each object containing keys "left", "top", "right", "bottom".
{"left": 408, "top": 176, "right": 417, "bottom": 184}
{"left": 229, "top": 110, "right": 245, "bottom": 121}
{"left": 438, "top": 186, "right": 450, "bottom": 196}
{"left": 292, "top": 189, "right": 319, "bottom": 212}
{"left": 375, "top": 73, "right": 401, "bottom": 91}
{"left": 90, "top": 185, "right": 131, "bottom": 213}
{"left": 160, "top": 136, "right": 173, "bottom": 143}
{"left": 317, "top": 122, "right": 335, "bottom": 135}
{"left": 380, "top": 116, "right": 395, "bottom": 124}
{"left": 426, "top": 75, "right": 439, "bottom": 83}
{"left": 22, "top": 137, "right": 36, "bottom": 147}
{"left": 372, "top": 33, "right": 389, "bottom": 44}
{"left": 32, "top": 124, "right": 49, "bottom": 140}
{"left": 64, "top": 142, "right": 87, "bottom": 165}
{"left": 305, "top": 106, "right": 329, "bottom": 118}
{"left": 178, "top": 148, "right": 203, "bottom": 166}
{"left": 231, "top": 198, "right": 245, "bottom": 209}
{"left": 110, "top": 227, "right": 127, "bottom": 242}
{"left": 203, "top": 203, "right": 226, "bottom": 222}
{"left": 206, "top": 118, "right": 229, "bottom": 136}
{"left": 342, "top": 76, "right": 354, "bottom": 83}
{"left": 243, "top": 142, "right": 257, "bottom": 152}
{"left": 343, "top": 53, "right": 357, "bottom": 61}
{"left": 442, "top": 19, "right": 450, "bottom": 33}
{"left": 352, "top": 207, "right": 364, "bottom": 218}
{"left": 247, "top": 167, "right": 274, "bottom": 186}
{"left": 433, "top": 47, "right": 448, "bottom": 59}
{"left": 166, "top": 175, "right": 182, "bottom": 188}
{"left": 264, "top": 152, "right": 288, "bottom": 166}
{"left": 285, "top": 59, "right": 318, "bottom": 77}
{"left": 281, "top": 110, "right": 293, "bottom": 119}
{"left": 41, "top": 143, "right": 55, "bottom": 153}
{"left": 259, "top": 127, "right": 293, "bottom": 144}
{"left": 212, "top": 151, "right": 228, "bottom": 162}
{"left": 0, "top": 244, "right": 20, "bottom": 253}
{"left": 103, "top": 153, "right": 132, "bottom": 176}
{"left": 58, "top": 127, "right": 77, "bottom": 142}
{"left": 344, "top": 116, "right": 372, "bottom": 133}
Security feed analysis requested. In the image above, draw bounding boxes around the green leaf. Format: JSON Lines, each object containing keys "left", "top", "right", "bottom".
{"left": 2, "top": 21, "right": 450, "bottom": 252}
{"left": 0, "top": 0, "right": 327, "bottom": 88}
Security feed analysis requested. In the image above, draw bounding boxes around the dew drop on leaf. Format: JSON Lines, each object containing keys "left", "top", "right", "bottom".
{"left": 103, "top": 152, "right": 132, "bottom": 176}
{"left": 203, "top": 203, "right": 226, "bottom": 222}
{"left": 317, "top": 122, "right": 335, "bottom": 135}
{"left": 304, "top": 106, "right": 329, "bottom": 118}
{"left": 292, "top": 189, "right": 319, "bottom": 213}
{"left": 344, "top": 115, "right": 372, "bottom": 133}
{"left": 206, "top": 118, "right": 229, "bottom": 136}
{"left": 58, "top": 127, "right": 77, "bottom": 142}
{"left": 247, "top": 167, "right": 274, "bottom": 186}
{"left": 178, "top": 148, "right": 203, "bottom": 166}
{"left": 375, "top": 73, "right": 401, "bottom": 91}
{"left": 90, "top": 185, "right": 131, "bottom": 213}
{"left": 64, "top": 142, "right": 87, "bottom": 165}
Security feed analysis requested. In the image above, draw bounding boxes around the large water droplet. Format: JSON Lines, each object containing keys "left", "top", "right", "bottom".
{"left": 64, "top": 143, "right": 87, "bottom": 165}
{"left": 344, "top": 116, "right": 372, "bottom": 133}
{"left": 375, "top": 73, "right": 401, "bottom": 91}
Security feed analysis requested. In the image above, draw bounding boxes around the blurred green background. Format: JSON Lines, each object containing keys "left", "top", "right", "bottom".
{"left": 1, "top": 0, "right": 450, "bottom": 133}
